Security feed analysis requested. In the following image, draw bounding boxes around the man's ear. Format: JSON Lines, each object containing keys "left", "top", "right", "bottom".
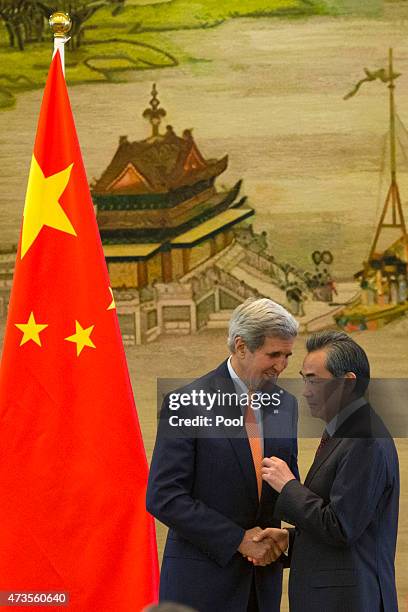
{"left": 344, "top": 371, "right": 357, "bottom": 393}
{"left": 234, "top": 336, "right": 246, "bottom": 358}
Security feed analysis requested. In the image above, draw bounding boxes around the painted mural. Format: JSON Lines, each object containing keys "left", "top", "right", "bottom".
{"left": 1, "top": 0, "right": 407, "bottom": 339}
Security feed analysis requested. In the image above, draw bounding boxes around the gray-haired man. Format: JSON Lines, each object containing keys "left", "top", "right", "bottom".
{"left": 147, "top": 298, "right": 300, "bottom": 612}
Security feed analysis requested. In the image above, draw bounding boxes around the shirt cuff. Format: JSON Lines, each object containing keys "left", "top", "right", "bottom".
{"left": 282, "top": 528, "right": 290, "bottom": 556}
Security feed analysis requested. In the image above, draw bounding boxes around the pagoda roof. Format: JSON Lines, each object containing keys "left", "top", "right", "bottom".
{"left": 97, "top": 184, "right": 239, "bottom": 231}
{"left": 98, "top": 181, "right": 247, "bottom": 244}
{"left": 101, "top": 208, "right": 254, "bottom": 261}
{"left": 92, "top": 129, "right": 227, "bottom": 196}
{"left": 103, "top": 243, "right": 161, "bottom": 259}
{"left": 92, "top": 83, "right": 229, "bottom": 196}
{"left": 171, "top": 208, "right": 254, "bottom": 247}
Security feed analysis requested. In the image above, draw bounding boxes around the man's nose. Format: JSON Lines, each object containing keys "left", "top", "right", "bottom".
{"left": 274, "top": 356, "right": 287, "bottom": 373}
{"left": 303, "top": 383, "right": 312, "bottom": 398}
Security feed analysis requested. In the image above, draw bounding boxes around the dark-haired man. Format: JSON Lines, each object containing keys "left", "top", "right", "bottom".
{"left": 257, "top": 331, "right": 399, "bottom": 612}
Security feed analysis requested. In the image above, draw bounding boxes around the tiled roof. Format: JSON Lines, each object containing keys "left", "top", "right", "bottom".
{"left": 92, "top": 127, "right": 227, "bottom": 195}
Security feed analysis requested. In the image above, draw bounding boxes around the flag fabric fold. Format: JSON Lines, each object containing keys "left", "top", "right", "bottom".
{"left": 0, "top": 50, "right": 159, "bottom": 611}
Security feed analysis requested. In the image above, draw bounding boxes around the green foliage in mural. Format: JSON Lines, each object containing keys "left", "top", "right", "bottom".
{"left": 0, "top": 0, "right": 382, "bottom": 110}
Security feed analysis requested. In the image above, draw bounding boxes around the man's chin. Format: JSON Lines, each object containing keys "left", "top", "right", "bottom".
{"left": 259, "top": 374, "right": 277, "bottom": 389}
{"left": 263, "top": 372, "right": 278, "bottom": 382}
{"left": 308, "top": 405, "right": 323, "bottom": 418}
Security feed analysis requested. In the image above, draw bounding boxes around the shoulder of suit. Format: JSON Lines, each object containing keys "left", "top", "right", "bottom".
{"left": 273, "top": 385, "right": 298, "bottom": 406}
{"left": 335, "top": 402, "right": 387, "bottom": 438}
{"left": 339, "top": 434, "right": 395, "bottom": 462}
{"left": 160, "top": 360, "right": 228, "bottom": 403}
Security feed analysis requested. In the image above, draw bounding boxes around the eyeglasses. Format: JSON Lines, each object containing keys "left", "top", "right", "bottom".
{"left": 299, "top": 372, "right": 334, "bottom": 386}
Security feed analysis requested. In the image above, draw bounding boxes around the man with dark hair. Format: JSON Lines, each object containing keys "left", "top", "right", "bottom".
{"left": 305, "top": 330, "right": 370, "bottom": 395}
{"left": 255, "top": 330, "right": 399, "bottom": 612}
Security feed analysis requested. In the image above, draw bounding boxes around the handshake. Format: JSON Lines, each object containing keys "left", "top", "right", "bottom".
{"left": 238, "top": 527, "right": 289, "bottom": 567}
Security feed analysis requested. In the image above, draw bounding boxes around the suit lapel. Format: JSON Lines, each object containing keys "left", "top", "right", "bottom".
{"left": 228, "top": 437, "right": 260, "bottom": 506}
{"left": 209, "top": 364, "right": 259, "bottom": 506}
{"left": 263, "top": 435, "right": 276, "bottom": 460}
{"left": 304, "top": 437, "right": 342, "bottom": 487}
{"left": 305, "top": 402, "right": 372, "bottom": 486}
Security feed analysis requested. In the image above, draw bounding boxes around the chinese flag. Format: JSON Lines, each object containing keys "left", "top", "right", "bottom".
{"left": 0, "top": 51, "right": 159, "bottom": 610}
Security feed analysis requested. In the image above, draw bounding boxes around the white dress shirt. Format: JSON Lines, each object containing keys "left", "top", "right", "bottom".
{"left": 227, "top": 356, "right": 264, "bottom": 455}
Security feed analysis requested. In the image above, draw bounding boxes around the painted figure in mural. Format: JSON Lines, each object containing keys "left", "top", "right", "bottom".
{"left": 147, "top": 298, "right": 299, "bottom": 612}
{"left": 285, "top": 283, "right": 305, "bottom": 317}
{"left": 257, "top": 331, "right": 399, "bottom": 612}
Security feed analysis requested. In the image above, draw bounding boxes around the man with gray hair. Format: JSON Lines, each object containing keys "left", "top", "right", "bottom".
{"left": 147, "top": 298, "right": 300, "bottom": 612}
{"left": 257, "top": 330, "right": 399, "bottom": 612}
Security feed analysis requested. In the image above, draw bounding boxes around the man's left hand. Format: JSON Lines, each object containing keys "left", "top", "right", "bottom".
{"left": 261, "top": 456, "right": 296, "bottom": 493}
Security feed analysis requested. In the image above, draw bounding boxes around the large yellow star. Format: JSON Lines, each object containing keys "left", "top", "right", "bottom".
{"left": 65, "top": 320, "right": 96, "bottom": 356}
{"left": 21, "top": 155, "right": 77, "bottom": 258}
{"left": 15, "top": 311, "right": 48, "bottom": 347}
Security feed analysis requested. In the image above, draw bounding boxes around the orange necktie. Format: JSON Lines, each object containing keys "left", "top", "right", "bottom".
{"left": 245, "top": 394, "right": 263, "bottom": 499}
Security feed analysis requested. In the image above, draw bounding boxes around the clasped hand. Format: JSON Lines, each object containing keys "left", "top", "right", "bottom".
{"left": 238, "top": 527, "right": 289, "bottom": 567}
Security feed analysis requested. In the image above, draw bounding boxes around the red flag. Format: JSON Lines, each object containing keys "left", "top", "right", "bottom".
{"left": 0, "top": 51, "right": 159, "bottom": 611}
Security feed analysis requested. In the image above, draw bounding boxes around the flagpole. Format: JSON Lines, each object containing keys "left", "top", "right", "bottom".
{"left": 367, "top": 48, "right": 408, "bottom": 265}
{"left": 388, "top": 48, "right": 397, "bottom": 183}
{"left": 49, "top": 12, "right": 72, "bottom": 75}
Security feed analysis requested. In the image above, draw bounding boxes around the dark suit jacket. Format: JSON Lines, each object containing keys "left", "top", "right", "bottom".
{"left": 146, "top": 360, "right": 299, "bottom": 612}
{"left": 274, "top": 402, "right": 399, "bottom": 612}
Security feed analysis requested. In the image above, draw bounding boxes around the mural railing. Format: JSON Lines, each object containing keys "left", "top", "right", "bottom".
{"left": 215, "top": 267, "right": 260, "bottom": 301}
{"left": 243, "top": 243, "right": 310, "bottom": 293}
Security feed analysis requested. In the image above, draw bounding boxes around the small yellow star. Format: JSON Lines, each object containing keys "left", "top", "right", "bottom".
{"left": 15, "top": 311, "right": 48, "bottom": 347}
{"left": 107, "top": 287, "right": 116, "bottom": 311}
{"left": 21, "top": 155, "right": 77, "bottom": 259}
{"left": 65, "top": 320, "right": 96, "bottom": 356}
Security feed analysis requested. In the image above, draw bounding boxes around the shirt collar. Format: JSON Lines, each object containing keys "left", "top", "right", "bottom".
{"left": 227, "top": 356, "right": 249, "bottom": 395}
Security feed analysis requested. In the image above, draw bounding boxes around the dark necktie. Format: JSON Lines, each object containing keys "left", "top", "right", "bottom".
{"left": 315, "top": 429, "right": 331, "bottom": 456}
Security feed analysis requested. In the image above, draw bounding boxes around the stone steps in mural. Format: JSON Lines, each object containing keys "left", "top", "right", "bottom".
{"left": 231, "top": 264, "right": 287, "bottom": 303}
{"left": 215, "top": 242, "right": 246, "bottom": 273}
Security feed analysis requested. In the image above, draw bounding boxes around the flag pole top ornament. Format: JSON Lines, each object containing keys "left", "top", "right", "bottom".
{"left": 49, "top": 12, "right": 72, "bottom": 38}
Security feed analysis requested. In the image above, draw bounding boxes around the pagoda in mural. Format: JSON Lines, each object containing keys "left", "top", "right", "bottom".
{"left": 91, "top": 84, "right": 254, "bottom": 289}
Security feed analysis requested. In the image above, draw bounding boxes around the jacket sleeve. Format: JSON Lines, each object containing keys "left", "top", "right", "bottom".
{"left": 277, "top": 396, "right": 299, "bottom": 568}
{"left": 280, "top": 526, "right": 296, "bottom": 568}
{"left": 289, "top": 397, "right": 300, "bottom": 481}
{"left": 274, "top": 438, "right": 389, "bottom": 548}
{"left": 146, "top": 398, "right": 245, "bottom": 567}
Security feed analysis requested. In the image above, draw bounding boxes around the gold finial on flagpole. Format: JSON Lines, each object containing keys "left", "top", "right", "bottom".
{"left": 49, "top": 12, "right": 71, "bottom": 37}
{"left": 49, "top": 13, "right": 71, "bottom": 73}
{"left": 49, "top": 12, "right": 72, "bottom": 38}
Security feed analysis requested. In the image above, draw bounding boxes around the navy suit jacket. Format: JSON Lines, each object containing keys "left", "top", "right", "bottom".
{"left": 146, "top": 360, "right": 299, "bottom": 612}
{"left": 274, "top": 402, "right": 399, "bottom": 612}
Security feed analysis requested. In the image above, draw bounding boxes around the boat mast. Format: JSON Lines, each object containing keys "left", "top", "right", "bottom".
{"left": 368, "top": 48, "right": 408, "bottom": 263}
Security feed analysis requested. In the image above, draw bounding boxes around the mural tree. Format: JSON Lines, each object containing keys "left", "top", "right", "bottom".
{"left": 0, "top": 0, "right": 47, "bottom": 50}
{"left": 46, "top": 0, "right": 125, "bottom": 49}
{"left": 0, "top": 0, "right": 124, "bottom": 50}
